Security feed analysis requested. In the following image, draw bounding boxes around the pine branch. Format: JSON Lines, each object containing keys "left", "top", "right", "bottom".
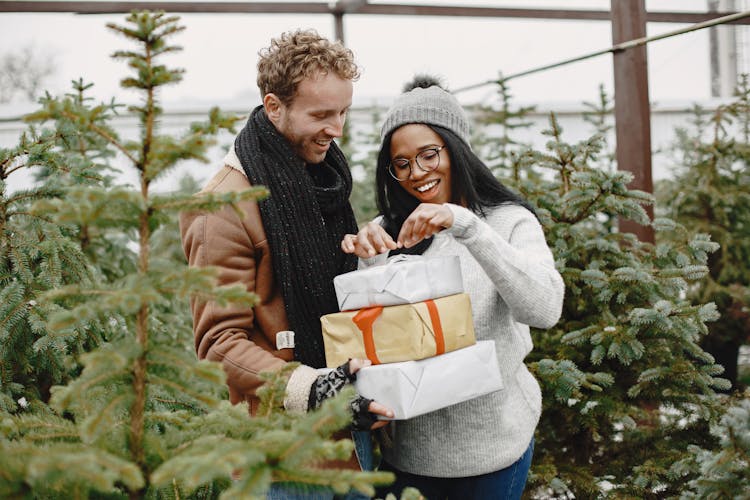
{"left": 41, "top": 107, "right": 136, "bottom": 165}
{"left": 150, "top": 186, "right": 269, "bottom": 214}
{"left": 147, "top": 374, "right": 218, "bottom": 407}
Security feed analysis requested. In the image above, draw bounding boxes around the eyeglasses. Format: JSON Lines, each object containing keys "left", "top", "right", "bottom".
{"left": 388, "top": 146, "right": 446, "bottom": 181}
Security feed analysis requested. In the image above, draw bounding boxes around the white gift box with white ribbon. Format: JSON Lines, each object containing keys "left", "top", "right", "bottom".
{"left": 333, "top": 254, "right": 463, "bottom": 311}
{"left": 354, "top": 340, "right": 503, "bottom": 420}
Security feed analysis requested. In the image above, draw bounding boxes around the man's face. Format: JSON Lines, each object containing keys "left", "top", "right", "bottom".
{"left": 267, "top": 72, "right": 353, "bottom": 165}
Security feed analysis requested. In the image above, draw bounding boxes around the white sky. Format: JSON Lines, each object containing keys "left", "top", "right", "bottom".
{"left": 0, "top": 0, "right": 732, "bottom": 110}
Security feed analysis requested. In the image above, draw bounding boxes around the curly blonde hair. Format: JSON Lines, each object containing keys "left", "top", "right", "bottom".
{"left": 257, "top": 29, "right": 360, "bottom": 106}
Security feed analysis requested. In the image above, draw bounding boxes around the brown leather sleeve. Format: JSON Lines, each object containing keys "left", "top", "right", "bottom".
{"left": 179, "top": 166, "right": 292, "bottom": 402}
{"left": 180, "top": 168, "right": 361, "bottom": 470}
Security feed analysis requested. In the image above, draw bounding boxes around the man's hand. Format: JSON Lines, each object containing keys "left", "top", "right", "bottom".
{"left": 350, "top": 396, "right": 393, "bottom": 430}
{"left": 309, "top": 359, "right": 394, "bottom": 430}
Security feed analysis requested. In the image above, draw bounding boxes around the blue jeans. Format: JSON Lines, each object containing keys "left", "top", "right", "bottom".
{"left": 266, "top": 431, "right": 375, "bottom": 500}
{"left": 376, "top": 438, "right": 534, "bottom": 500}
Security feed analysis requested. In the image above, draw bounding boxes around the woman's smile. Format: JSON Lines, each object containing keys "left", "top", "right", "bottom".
{"left": 390, "top": 124, "right": 452, "bottom": 205}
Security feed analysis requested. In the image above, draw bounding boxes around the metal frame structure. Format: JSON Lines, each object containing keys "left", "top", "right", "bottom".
{"left": 3, "top": 2, "right": 750, "bottom": 25}
{"left": 4, "top": 1, "right": 749, "bottom": 241}
{"left": 612, "top": 0, "right": 653, "bottom": 241}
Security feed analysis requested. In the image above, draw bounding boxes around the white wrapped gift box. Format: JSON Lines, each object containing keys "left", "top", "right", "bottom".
{"left": 354, "top": 340, "right": 502, "bottom": 420}
{"left": 333, "top": 254, "right": 463, "bottom": 311}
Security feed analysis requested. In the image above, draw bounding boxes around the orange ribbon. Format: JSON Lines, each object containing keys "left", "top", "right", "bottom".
{"left": 352, "top": 306, "right": 383, "bottom": 364}
{"left": 351, "top": 299, "right": 445, "bottom": 365}
{"left": 425, "top": 299, "right": 446, "bottom": 356}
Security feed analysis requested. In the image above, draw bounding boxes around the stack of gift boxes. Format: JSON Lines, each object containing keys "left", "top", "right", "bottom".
{"left": 320, "top": 255, "right": 503, "bottom": 420}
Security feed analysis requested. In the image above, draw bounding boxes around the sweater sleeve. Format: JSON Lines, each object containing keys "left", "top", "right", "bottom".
{"left": 283, "top": 365, "right": 320, "bottom": 413}
{"left": 443, "top": 203, "right": 564, "bottom": 329}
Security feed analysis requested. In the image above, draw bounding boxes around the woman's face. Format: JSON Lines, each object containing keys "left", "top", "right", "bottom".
{"left": 389, "top": 124, "right": 452, "bottom": 205}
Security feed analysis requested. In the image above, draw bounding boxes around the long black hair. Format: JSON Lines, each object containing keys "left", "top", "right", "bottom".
{"left": 375, "top": 124, "right": 535, "bottom": 255}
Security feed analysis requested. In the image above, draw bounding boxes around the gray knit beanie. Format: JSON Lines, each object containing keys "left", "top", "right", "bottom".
{"left": 381, "top": 76, "right": 471, "bottom": 146}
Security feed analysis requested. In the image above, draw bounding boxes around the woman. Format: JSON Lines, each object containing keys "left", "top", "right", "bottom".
{"left": 340, "top": 76, "right": 565, "bottom": 499}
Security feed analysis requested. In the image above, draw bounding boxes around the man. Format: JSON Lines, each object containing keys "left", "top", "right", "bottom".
{"left": 179, "top": 29, "right": 391, "bottom": 493}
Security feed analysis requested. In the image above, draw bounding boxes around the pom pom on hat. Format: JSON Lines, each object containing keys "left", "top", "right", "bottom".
{"left": 381, "top": 74, "right": 471, "bottom": 146}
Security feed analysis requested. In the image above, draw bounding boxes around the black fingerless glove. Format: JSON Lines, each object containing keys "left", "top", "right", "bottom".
{"left": 308, "top": 361, "right": 357, "bottom": 410}
{"left": 307, "top": 362, "right": 377, "bottom": 430}
{"left": 350, "top": 395, "right": 377, "bottom": 431}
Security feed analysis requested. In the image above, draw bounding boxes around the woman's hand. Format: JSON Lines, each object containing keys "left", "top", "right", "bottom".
{"left": 398, "top": 203, "right": 454, "bottom": 248}
{"left": 341, "top": 221, "right": 401, "bottom": 258}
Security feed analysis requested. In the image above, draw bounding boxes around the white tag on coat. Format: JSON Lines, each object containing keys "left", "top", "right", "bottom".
{"left": 276, "top": 330, "right": 295, "bottom": 349}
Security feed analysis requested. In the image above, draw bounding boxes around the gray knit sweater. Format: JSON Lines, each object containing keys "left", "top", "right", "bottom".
{"left": 363, "top": 203, "right": 564, "bottom": 477}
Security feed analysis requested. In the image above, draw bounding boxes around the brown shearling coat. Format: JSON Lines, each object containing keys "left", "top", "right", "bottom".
{"left": 180, "top": 159, "right": 362, "bottom": 473}
{"left": 184, "top": 153, "right": 361, "bottom": 470}
{"left": 180, "top": 165, "right": 296, "bottom": 414}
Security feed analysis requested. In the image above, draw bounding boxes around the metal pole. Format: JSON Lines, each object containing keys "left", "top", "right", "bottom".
{"left": 709, "top": 0, "right": 739, "bottom": 97}
{"left": 334, "top": 12, "right": 345, "bottom": 43}
{"left": 611, "top": 0, "right": 654, "bottom": 243}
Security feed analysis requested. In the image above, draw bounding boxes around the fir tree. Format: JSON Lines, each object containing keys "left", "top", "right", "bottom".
{"left": 581, "top": 83, "right": 616, "bottom": 172}
{"left": 26, "top": 78, "right": 141, "bottom": 285}
{"left": 0, "top": 85, "right": 115, "bottom": 411}
{"left": 655, "top": 75, "right": 750, "bottom": 392}
{"left": 485, "top": 111, "right": 730, "bottom": 498}
{"left": 0, "top": 11, "right": 391, "bottom": 498}
{"left": 677, "top": 392, "right": 750, "bottom": 499}
{"left": 473, "top": 77, "right": 536, "bottom": 179}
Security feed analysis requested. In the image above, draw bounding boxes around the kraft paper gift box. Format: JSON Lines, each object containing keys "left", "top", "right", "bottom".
{"left": 354, "top": 340, "right": 503, "bottom": 420}
{"left": 320, "top": 293, "right": 476, "bottom": 368}
{"left": 333, "top": 254, "right": 463, "bottom": 311}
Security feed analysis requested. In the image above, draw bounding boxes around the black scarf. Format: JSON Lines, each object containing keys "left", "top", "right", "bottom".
{"left": 235, "top": 106, "right": 358, "bottom": 368}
